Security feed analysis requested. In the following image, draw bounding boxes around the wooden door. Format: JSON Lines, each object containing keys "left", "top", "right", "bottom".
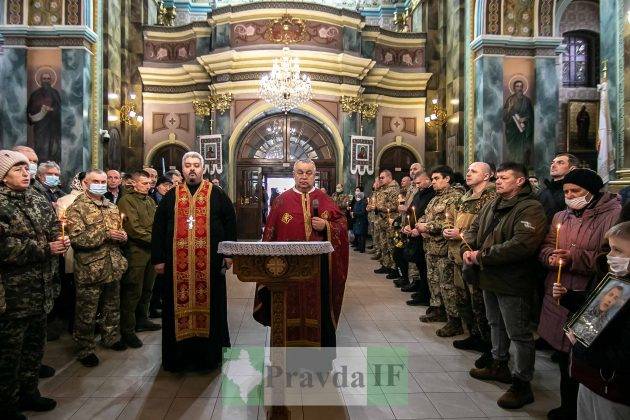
{"left": 379, "top": 146, "right": 416, "bottom": 183}
{"left": 150, "top": 144, "right": 188, "bottom": 175}
{"left": 236, "top": 166, "right": 263, "bottom": 239}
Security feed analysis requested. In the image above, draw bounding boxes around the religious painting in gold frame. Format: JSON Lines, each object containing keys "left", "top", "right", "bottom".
{"left": 567, "top": 100, "right": 598, "bottom": 153}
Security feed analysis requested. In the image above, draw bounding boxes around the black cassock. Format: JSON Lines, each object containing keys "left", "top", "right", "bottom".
{"left": 151, "top": 183, "right": 237, "bottom": 372}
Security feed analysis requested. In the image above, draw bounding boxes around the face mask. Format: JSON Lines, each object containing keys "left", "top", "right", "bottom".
{"left": 356, "top": 192, "right": 364, "bottom": 200}
{"left": 565, "top": 195, "right": 591, "bottom": 210}
{"left": 607, "top": 255, "right": 630, "bottom": 276}
{"left": 28, "top": 163, "right": 37, "bottom": 177}
{"left": 44, "top": 175, "right": 60, "bottom": 187}
{"left": 89, "top": 183, "right": 108, "bottom": 196}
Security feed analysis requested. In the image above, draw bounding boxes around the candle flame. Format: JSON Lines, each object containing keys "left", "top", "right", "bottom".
{"left": 556, "top": 223, "right": 561, "bottom": 230}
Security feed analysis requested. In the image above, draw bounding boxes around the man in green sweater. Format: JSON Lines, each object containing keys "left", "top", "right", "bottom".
{"left": 118, "top": 170, "right": 161, "bottom": 348}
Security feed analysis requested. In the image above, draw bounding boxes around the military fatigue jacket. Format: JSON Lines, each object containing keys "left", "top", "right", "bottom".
{"left": 117, "top": 190, "right": 156, "bottom": 249}
{"left": 421, "top": 185, "right": 465, "bottom": 257}
{"left": 367, "top": 187, "right": 382, "bottom": 223}
{"left": 376, "top": 180, "right": 400, "bottom": 221}
{"left": 0, "top": 186, "right": 59, "bottom": 318}
{"left": 331, "top": 192, "right": 351, "bottom": 210}
{"left": 66, "top": 193, "right": 128, "bottom": 285}
{"left": 448, "top": 183, "right": 496, "bottom": 263}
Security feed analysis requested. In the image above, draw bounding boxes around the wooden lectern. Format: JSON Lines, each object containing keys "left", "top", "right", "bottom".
{"left": 217, "top": 241, "right": 334, "bottom": 419}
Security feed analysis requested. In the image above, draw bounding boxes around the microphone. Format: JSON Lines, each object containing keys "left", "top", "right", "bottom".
{"left": 312, "top": 199, "right": 319, "bottom": 217}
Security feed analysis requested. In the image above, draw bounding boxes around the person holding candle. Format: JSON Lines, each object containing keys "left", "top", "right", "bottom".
{"left": 402, "top": 171, "right": 435, "bottom": 305}
{"left": 373, "top": 170, "right": 401, "bottom": 278}
{"left": 538, "top": 168, "right": 620, "bottom": 420}
{"left": 65, "top": 169, "right": 129, "bottom": 367}
{"left": 444, "top": 162, "right": 497, "bottom": 362}
{"left": 553, "top": 222, "right": 630, "bottom": 420}
{"left": 0, "top": 150, "right": 70, "bottom": 419}
{"left": 416, "top": 165, "right": 464, "bottom": 331}
{"left": 53, "top": 172, "right": 86, "bottom": 336}
{"left": 462, "top": 162, "right": 547, "bottom": 409}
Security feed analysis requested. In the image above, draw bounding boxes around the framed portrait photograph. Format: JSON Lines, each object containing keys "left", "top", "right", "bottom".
{"left": 564, "top": 274, "right": 630, "bottom": 347}
{"left": 567, "top": 100, "right": 599, "bottom": 153}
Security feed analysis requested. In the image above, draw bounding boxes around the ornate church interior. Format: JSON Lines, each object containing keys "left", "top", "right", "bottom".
{"left": 2, "top": 1, "right": 626, "bottom": 224}
{"left": 1, "top": 0, "right": 630, "bottom": 419}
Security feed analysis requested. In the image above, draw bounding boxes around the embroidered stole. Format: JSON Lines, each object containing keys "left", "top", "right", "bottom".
{"left": 300, "top": 192, "right": 312, "bottom": 240}
{"left": 172, "top": 180, "right": 213, "bottom": 341}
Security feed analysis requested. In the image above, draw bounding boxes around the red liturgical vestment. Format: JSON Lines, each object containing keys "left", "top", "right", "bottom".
{"left": 253, "top": 188, "right": 349, "bottom": 346}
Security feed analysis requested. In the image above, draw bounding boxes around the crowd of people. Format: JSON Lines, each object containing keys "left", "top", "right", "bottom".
{"left": 336, "top": 154, "right": 630, "bottom": 419}
{"left": 0, "top": 143, "right": 629, "bottom": 420}
{"left": 0, "top": 146, "right": 229, "bottom": 420}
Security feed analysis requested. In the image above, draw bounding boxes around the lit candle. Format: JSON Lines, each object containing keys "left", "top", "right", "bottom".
{"left": 119, "top": 213, "right": 125, "bottom": 230}
{"left": 555, "top": 223, "right": 561, "bottom": 250}
{"left": 460, "top": 232, "right": 473, "bottom": 252}
{"left": 412, "top": 206, "right": 417, "bottom": 225}
{"left": 555, "top": 259, "right": 563, "bottom": 305}
{"left": 387, "top": 208, "right": 391, "bottom": 224}
{"left": 58, "top": 208, "right": 66, "bottom": 239}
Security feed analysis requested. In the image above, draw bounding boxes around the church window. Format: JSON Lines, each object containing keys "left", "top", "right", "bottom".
{"left": 562, "top": 31, "right": 599, "bottom": 88}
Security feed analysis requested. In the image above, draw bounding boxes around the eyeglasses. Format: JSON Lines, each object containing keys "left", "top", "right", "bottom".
{"left": 378, "top": 176, "right": 385, "bottom": 180}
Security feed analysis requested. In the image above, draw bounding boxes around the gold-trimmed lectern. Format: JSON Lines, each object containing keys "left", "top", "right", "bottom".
{"left": 217, "top": 241, "right": 334, "bottom": 419}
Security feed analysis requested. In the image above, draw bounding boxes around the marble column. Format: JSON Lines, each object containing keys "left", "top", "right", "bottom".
{"left": 215, "top": 111, "right": 231, "bottom": 191}
{"left": 0, "top": 48, "right": 27, "bottom": 149}
{"left": 600, "top": 0, "right": 624, "bottom": 168}
{"left": 61, "top": 48, "right": 92, "bottom": 185}
{"left": 534, "top": 56, "right": 560, "bottom": 177}
{"left": 473, "top": 55, "right": 504, "bottom": 166}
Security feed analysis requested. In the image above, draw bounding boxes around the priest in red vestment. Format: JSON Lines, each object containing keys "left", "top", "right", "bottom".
{"left": 152, "top": 152, "right": 236, "bottom": 372}
{"left": 253, "top": 159, "right": 349, "bottom": 347}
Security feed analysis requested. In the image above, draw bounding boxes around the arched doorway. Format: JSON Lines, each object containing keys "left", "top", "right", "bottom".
{"left": 379, "top": 146, "right": 416, "bottom": 183}
{"left": 150, "top": 143, "right": 188, "bottom": 175}
{"left": 236, "top": 113, "right": 337, "bottom": 239}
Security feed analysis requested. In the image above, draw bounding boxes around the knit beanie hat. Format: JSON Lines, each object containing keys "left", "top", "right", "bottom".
{"left": 0, "top": 150, "right": 29, "bottom": 180}
{"left": 563, "top": 168, "right": 604, "bottom": 195}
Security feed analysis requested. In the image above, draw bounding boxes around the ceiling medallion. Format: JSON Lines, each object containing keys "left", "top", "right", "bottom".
{"left": 264, "top": 13, "right": 307, "bottom": 44}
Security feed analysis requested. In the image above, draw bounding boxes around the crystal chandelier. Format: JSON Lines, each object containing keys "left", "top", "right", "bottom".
{"left": 260, "top": 47, "right": 312, "bottom": 112}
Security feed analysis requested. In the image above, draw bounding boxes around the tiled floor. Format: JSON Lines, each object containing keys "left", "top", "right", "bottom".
{"left": 33, "top": 248, "right": 560, "bottom": 419}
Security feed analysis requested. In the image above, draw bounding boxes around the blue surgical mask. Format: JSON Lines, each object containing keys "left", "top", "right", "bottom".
{"left": 44, "top": 175, "right": 60, "bottom": 187}
{"left": 89, "top": 183, "right": 108, "bottom": 196}
{"left": 28, "top": 163, "right": 37, "bottom": 177}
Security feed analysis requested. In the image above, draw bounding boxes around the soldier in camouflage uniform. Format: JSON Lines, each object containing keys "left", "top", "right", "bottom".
{"left": 331, "top": 183, "right": 351, "bottom": 210}
{"left": 367, "top": 179, "right": 382, "bottom": 257}
{"left": 66, "top": 169, "right": 129, "bottom": 367}
{"left": 444, "top": 163, "right": 496, "bottom": 356}
{"left": 117, "top": 170, "right": 161, "bottom": 349}
{"left": 0, "top": 150, "right": 69, "bottom": 418}
{"left": 374, "top": 170, "right": 400, "bottom": 277}
{"left": 416, "top": 165, "right": 465, "bottom": 336}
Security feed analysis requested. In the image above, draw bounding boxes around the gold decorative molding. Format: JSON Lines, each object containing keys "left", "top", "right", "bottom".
{"left": 264, "top": 13, "right": 307, "bottom": 44}
{"left": 341, "top": 95, "right": 378, "bottom": 121}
